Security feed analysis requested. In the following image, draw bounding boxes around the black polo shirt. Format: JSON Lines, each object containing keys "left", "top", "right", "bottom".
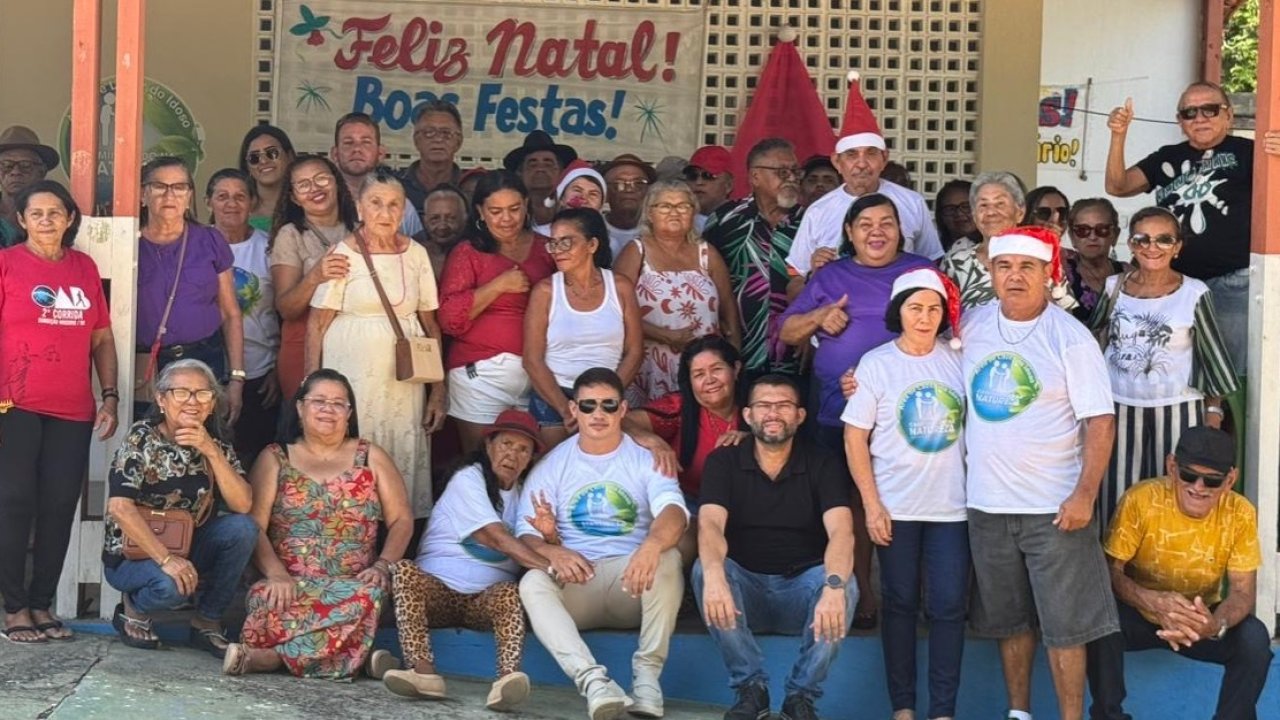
{"left": 700, "top": 436, "right": 852, "bottom": 575}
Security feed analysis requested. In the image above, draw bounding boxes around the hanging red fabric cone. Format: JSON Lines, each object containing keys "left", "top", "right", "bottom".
{"left": 728, "top": 33, "right": 836, "bottom": 198}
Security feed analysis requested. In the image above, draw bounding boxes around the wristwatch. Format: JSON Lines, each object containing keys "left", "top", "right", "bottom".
{"left": 228, "top": 369, "right": 247, "bottom": 382}
{"left": 825, "top": 574, "right": 846, "bottom": 590}
{"left": 1212, "top": 618, "right": 1229, "bottom": 640}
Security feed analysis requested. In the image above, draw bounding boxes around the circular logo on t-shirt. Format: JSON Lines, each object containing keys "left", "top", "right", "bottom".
{"left": 969, "top": 352, "right": 1041, "bottom": 422}
{"left": 233, "top": 267, "right": 262, "bottom": 314}
{"left": 31, "top": 285, "right": 56, "bottom": 308}
{"left": 461, "top": 531, "right": 510, "bottom": 565}
{"left": 568, "top": 482, "right": 638, "bottom": 537}
{"left": 897, "top": 381, "right": 964, "bottom": 453}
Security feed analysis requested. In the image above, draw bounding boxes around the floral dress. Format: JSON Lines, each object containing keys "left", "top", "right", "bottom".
{"left": 240, "top": 440, "right": 384, "bottom": 680}
{"left": 630, "top": 239, "right": 720, "bottom": 405}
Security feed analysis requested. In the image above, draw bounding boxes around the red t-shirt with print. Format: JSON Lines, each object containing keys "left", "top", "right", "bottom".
{"left": 643, "top": 392, "right": 740, "bottom": 499}
{"left": 0, "top": 245, "right": 110, "bottom": 421}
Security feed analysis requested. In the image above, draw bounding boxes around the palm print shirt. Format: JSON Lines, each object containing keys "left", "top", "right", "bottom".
{"left": 703, "top": 198, "right": 802, "bottom": 375}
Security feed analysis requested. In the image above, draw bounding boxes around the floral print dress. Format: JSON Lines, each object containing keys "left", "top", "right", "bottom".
{"left": 240, "top": 440, "right": 384, "bottom": 680}
{"left": 629, "top": 239, "right": 720, "bottom": 405}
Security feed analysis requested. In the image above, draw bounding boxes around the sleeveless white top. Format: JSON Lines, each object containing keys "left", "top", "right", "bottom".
{"left": 546, "top": 269, "right": 625, "bottom": 388}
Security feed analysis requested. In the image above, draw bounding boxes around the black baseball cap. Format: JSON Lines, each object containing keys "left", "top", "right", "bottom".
{"left": 1174, "top": 426, "right": 1235, "bottom": 474}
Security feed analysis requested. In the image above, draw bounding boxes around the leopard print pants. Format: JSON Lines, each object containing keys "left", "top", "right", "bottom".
{"left": 391, "top": 560, "right": 525, "bottom": 677}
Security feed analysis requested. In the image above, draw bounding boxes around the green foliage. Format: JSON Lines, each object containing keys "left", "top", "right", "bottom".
{"left": 1222, "top": 0, "right": 1258, "bottom": 93}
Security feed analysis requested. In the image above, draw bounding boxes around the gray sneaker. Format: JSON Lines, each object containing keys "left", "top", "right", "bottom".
{"left": 585, "top": 677, "right": 631, "bottom": 720}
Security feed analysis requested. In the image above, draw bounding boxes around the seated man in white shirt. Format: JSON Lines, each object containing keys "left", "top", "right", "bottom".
{"left": 517, "top": 367, "right": 689, "bottom": 720}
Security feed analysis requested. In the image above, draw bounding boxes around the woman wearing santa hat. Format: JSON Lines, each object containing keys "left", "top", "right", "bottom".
{"left": 531, "top": 160, "right": 607, "bottom": 237}
{"left": 842, "top": 267, "right": 969, "bottom": 720}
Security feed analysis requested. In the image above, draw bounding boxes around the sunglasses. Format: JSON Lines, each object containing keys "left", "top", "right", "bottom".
{"left": 1176, "top": 464, "right": 1228, "bottom": 489}
{"left": 1071, "top": 223, "right": 1116, "bottom": 240}
{"left": 1177, "top": 103, "right": 1225, "bottom": 121}
{"left": 246, "top": 147, "right": 282, "bottom": 165}
{"left": 575, "top": 398, "right": 622, "bottom": 414}
{"left": 1130, "top": 232, "right": 1179, "bottom": 249}
{"left": 682, "top": 167, "right": 719, "bottom": 182}
{"left": 1033, "top": 206, "right": 1068, "bottom": 223}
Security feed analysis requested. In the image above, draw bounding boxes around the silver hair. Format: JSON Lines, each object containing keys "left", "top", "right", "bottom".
{"left": 150, "top": 359, "right": 227, "bottom": 433}
{"left": 359, "top": 171, "right": 405, "bottom": 200}
{"left": 637, "top": 179, "right": 700, "bottom": 245}
{"left": 969, "top": 171, "right": 1027, "bottom": 212}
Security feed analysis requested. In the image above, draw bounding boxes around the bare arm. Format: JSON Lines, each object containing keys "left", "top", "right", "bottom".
{"left": 844, "top": 424, "right": 891, "bottom": 545}
{"left": 304, "top": 308, "right": 337, "bottom": 375}
{"left": 1208, "top": 570, "right": 1259, "bottom": 635}
{"left": 812, "top": 505, "right": 855, "bottom": 642}
{"left": 612, "top": 241, "right": 642, "bottom": 284}
{"left": 369, "top": 444, "right": 413, "bottom": 563}
{"left": 1104, "top": 99, "right": 1151, "bottom": 197}
{"left": 471, "top": 523, "right": 552, "bottom": 571}
{"left": 248, "top": 449, "right": 290, "bottom": 579}
{"left": 615, "top": 275, "right": 646, "bottom": 386}
{"left": 206, "top": 443, "right": 252, "bottom": 513}
{"left": 90, "top": 326, "right": 120, "bottom": 439}
{"left": 217, "top": 269, "right": 245, "bottom": 374}
{"left": 696, "top": 504, "right": 730, "bottom": 577}
{"left": 522, "top": 281, "right": 571, "bottom": 417}
{"left": 417, "top": 309, "right": 448, "bottom": 429}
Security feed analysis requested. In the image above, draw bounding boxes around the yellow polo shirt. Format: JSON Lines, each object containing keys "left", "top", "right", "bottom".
{"left": 1104, "top": 477, "right": 1261, "bottom": 624}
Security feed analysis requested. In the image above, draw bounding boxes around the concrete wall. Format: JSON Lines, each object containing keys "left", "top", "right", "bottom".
{"left": 977, "top": 0, "right": 1044, "bottom": 184}
{"left": 1036, "top": 0, "right": 1201, "bottom": 229}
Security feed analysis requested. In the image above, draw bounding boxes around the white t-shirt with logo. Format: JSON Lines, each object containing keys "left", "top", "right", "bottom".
{"left": 786, "top": 180, "right": 944, "bottom": 275}
{"left": 228, "top": 229, "right": 281, "bottom": 380}
{"left": 961, "top": 303, "right": 1114, "bottom": 514}
{"left": 416, "top": 465, "right": 521, "bottom": 594}
{"left": 842, "top": 339, "right": 967, "bottom": 521}
{"left": 1101, "top": 275, "right": 1207, "bottom": 407}
{"left": 516, "top": 435, "right": 688, "bottom": 562}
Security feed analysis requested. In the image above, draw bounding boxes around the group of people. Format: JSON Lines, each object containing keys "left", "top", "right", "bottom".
{"left": 0, "top": 75, "right": 1275, "bottom": 720}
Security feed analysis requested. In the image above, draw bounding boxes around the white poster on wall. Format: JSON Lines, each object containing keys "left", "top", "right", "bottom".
{"left": 274, "top": 0, "right": 707, "bottom": 160}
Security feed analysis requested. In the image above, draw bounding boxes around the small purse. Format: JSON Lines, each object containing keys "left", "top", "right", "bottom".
{"left": 121, "top": 460, "right": 214, "bottom": 562}
{"left": 354, "top": 229, "right": 444, "bottom": 383}
{"left": 135, "top": 228, "right": 190, "bottom": 398}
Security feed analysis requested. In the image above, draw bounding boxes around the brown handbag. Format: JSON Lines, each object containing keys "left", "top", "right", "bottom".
{"left": 121, "top": 460, "right": 215, "bottom": 561}
{"left": 353, "top": 229, "right": 444, "bottom": 383}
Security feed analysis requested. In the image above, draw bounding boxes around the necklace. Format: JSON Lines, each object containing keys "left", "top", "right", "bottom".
{"left": 565, "top": 271, "right": 601, "bottom": 301}
{"left": 996, "top": 306, "right": 1046, "bottom": 345}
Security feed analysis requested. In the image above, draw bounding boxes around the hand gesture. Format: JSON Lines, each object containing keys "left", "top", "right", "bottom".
{"left": 701, "top": 573, "right": 741, "bottom": 630}
{"left": 161, "top": 556, "right": 200, "bottom": 597}
{"left": 493, "top": 267, "right": 531, "bottom": 295}
{"left": 524, "top": 490, "right": 560, "bottom": 542}
{"left": 811, "top": 246, "right": 837, "bottom": 273}
{"left": 713, "top": 430, "right": 749, "bottom": 448}
{"left": 1108, "top": 98, "right": 1134, "bottom": 135}
{"left": 818, "top": 294, "right": 850, "bottom": 336}
{"left": 811, "top": 587, "right": 848, "bottom": 643}
{"left": 261, "top": 573, "right": 297, "bottom": 613}
{"left": 173, "top": 413, "right": 217, "bottom": 456}
{"left": 311, "top": 252, "right": 350, "bottom": 283}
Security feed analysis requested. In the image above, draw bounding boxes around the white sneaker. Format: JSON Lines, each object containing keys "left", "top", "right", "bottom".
{"left": 629, "top": 669, "right": 664, "bottom": 718}
{"left": 585, "top": 677, "right": 631, "bottom": 720}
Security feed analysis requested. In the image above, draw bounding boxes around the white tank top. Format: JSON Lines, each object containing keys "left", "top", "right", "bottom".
{"left": 545, "top": 270, "right": 625, "bottom": 388}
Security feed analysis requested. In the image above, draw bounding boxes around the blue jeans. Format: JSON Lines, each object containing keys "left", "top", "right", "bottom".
{"left": 692, "top": 558, "right": 858, "bottom": 700}
{"left": 877, "top": 520, "right": 970, "bottom": 718}
{"left": 104, "top": 513, "right": 257, "bottom": 622}
{"left": 1205, "top": 268, "right": 1249, "bottom": 374}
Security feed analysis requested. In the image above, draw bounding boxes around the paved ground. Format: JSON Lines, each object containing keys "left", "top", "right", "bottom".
{"left": 0, "top": 631, "right": 721, "bottom": 720}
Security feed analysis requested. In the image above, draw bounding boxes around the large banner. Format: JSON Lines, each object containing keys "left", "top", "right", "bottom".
{"left": 274, "top": 1, "right": 707, "bottom": 161}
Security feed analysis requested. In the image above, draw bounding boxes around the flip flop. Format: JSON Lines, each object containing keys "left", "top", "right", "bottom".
{"left": 189, "top": 625, "right": 230, "bottom": 659}
{"left": 34, "top": 619, "right": 73, "bottom": 641}
{"left": 112, "top": 603, "right": 159, "bottom": 650}
{"left": 0, "top": 625, "right": 47, "bottom": 644}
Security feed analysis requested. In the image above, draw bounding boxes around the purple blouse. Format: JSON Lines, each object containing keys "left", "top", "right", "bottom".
{"left": 136, "top": 224, "right": 233, "bottom": 346}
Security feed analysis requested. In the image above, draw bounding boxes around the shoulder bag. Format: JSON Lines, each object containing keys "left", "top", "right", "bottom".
{"left": 134, "top": 227, "right": 190, "bottom": 398}
{"left": 1094, "top": 270, "right": 1130, "bottom": 349}
{"left": 121, "top": 454, "right": 214, "bottom": 561}
{"left": 353, "top": 229, "right": 444, "bottom": 383}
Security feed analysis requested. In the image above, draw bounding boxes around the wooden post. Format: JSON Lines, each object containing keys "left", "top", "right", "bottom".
{"left": 1247, "top": 0, "right": 1279, "bottom": 634}
{"left": 111, "top": 0, "right": 145, "bottom": 218}
{"left": 1203, "top": 0, "right": 1225, "bottom": 83}
{"left": 69, "top": 0, "right": 100, "bottom": 213}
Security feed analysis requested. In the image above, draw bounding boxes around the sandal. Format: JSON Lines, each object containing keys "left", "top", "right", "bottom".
{"left": 189, "top": 625, "right": 230, "bottom": 659}
{"left": 112, "top": 603, "right": 159, "bottom": 650}
{"left": 32, "top": 615, "right": 73, "bottom": 641}
{"left": 222, "top": 642, "right": 250, "bottom": 676}
{"left": 0, "top": 625, "right": 47, "bottom": 645}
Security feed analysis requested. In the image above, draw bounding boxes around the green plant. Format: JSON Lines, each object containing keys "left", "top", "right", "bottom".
{"left": 1222, "top": 0, "right": 1258, "bottom": 93}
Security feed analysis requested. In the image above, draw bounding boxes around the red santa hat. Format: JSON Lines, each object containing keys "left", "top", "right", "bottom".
{"left": 988, "top": 225, "right": 1065, "bottom": 284}
{"left": 890, "top": 267, "right": 964, "bottom": 349}
{"left": 545, "top": 159, "right": 607, "bottom": 208}
{"left": 835, "top": 71, "right": 886, "bottom": 154}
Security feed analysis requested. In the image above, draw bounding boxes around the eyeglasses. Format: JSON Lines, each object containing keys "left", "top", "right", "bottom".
{"left": 1032, "top": 206, "right": 1068, "bottom": 223}
{"left": 575, "top": 398, "right": 622, "bottom": 414}
{"left": 652, "top": 202, "right": 696, "bottom": 216}
{"left": 751, "top": 165, "right": 803, "bottom": 181}
{"left": 302, "top": 396, "right": 351, "bottom": 413}
{"left": 611, "top": 179, "right": 650, "bottom": 192}
{"left": 146, "top": 181, "right": 193, "bottom": 196}
{"left": 1177, "top": 103, "right": 1225, "bottom": 121}
{"left": 293, "top": 174, "right": 335, "bottom": 194}
{"left": 748, "top": 400, "right": 799, "bottom": 414}
{"left": 1176, "top": 463, "right": 1228, "bottom": 489}
{"left": 544, "top": 236, "right": 582, "bottom": 254}
{"left": 939, "top": 203, "right": 971, "bottom": 219}
{"left": 245, "top": 147, "right": 281, "bottom": 165}
{"left": 413, "top": 128, "right": 460, "bottom": 141}
{"left": 682, "top": 167, "right": 720, "bottom": 182}
{"left": 0, "top": 160, "right": 43, "bottom": 175}
{"left": 165, "top": 387, "right": 215, "bottom": 404}
{"left": 1130, "top": 233, "right": 1179, "bottom": 249}
{"left": 1071, "top": 223, "right": 1116, "bottom": 240}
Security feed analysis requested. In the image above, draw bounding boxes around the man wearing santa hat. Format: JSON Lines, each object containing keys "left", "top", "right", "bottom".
{"left": 532, "top": 160, "right": 608, "bottom": 237}
{"left": 961, "top": 226, "right": 1117, "bottom": 720}
{"left": 785, "top": 72, "right": 943, "bottom": 289}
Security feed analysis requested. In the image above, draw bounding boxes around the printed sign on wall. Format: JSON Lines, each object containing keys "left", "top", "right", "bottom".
{"left": 274, "top": 1, "right": 708, "bottom": 159}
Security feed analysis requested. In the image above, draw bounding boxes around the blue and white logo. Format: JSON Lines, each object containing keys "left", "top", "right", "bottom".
{"left": 897, "top": 381, "right": 964, "bottom": 453}
{"left": 969, "top": 352, "right": 1040, "bottom": 422}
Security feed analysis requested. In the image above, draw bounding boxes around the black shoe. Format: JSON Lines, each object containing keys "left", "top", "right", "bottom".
{"left": 779, "top": 694, "right": 820, "bottom": 720}
{"left": 725, "top": 683, "right": 770, "bottom": 720}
